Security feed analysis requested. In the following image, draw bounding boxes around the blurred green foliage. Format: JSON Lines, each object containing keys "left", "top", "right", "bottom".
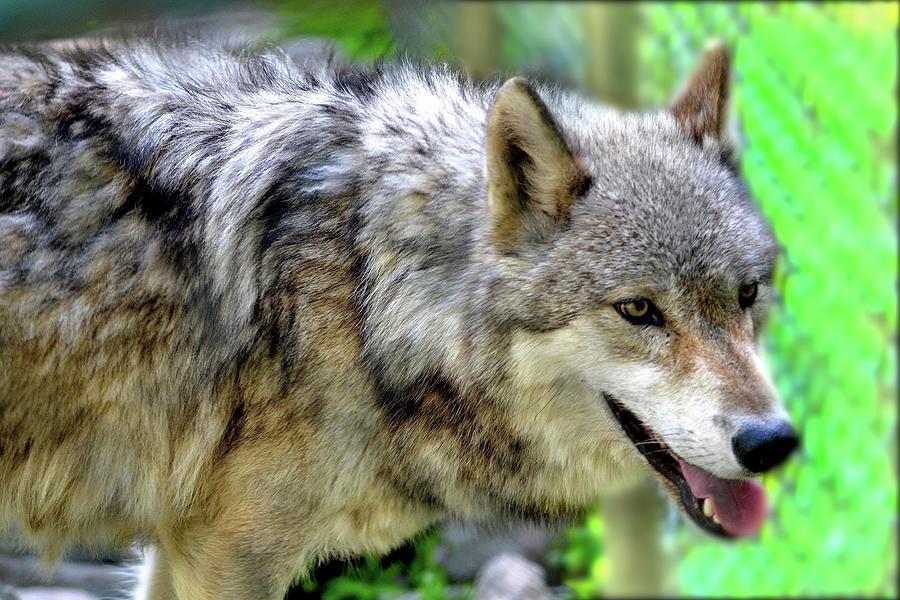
{"left": 297, "top": 530, "right": 466, "bottom": 600}
{"left": 546, "top": 514, "right": 606, "bottom": 598}
{"left": 265, "top": 0, "right": 394, "bottom": 60}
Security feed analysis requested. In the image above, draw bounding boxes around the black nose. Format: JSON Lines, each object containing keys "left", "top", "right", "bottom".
{"left": 732, "top": 420, "right": 799, "bottom": 473}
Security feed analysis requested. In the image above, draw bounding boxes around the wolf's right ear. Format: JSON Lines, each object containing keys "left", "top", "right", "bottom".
{"left": 486, "top": 77, "right": 591, "bottom": 251}
{"left": 669, "top": 40, "right": 732, "bottom": 143}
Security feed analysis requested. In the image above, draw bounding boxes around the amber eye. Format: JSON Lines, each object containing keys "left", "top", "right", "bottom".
{"left": 739, "top": 282, "right": 758, "bottom": 309}
{"left": 614, "top": 299, "right": 665, "bottom": 327}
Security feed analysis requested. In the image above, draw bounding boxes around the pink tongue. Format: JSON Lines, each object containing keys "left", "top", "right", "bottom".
{"left": 679, "top": 460, "right": 768, "bottom": 537}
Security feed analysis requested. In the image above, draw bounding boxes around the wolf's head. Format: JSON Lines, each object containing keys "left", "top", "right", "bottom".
{"left": 486, "top": 43, "right": 798, "bottom": 537}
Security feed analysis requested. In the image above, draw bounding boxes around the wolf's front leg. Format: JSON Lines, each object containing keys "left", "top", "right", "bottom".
{"left": 152, "top": 531, "right": 303, "bottom": 600}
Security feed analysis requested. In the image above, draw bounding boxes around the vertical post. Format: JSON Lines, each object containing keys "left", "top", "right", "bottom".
{"left": 456, "top": 1, "right": 500, "bottom": 80}
{"left": 584, "top": 3, "right": 673, "bottom": 597}
{"left": 600, "top": 479, "right": 673, "bottom": 597}
{"left": 583, "top": 2, "right": 640, "bottom": 108}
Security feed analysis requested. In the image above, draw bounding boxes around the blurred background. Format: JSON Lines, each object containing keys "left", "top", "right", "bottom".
{"left": 0, "top": 1, "right": 895, "bottom": 598}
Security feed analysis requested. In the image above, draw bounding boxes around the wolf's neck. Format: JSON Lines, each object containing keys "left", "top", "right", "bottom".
{"left": 352, "top": 73, "right": 499, "bottom": 390}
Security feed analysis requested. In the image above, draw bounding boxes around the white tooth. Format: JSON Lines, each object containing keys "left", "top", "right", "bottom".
{"left": 703, "top": 498, "right": 714, "bottom": 517}
{"left": 712, "top": 514, "right": 721, "bottom": 525}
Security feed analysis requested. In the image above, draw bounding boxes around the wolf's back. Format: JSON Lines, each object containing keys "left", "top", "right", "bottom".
{"left": 0, "top": 41, "right": 364, "bottom": 553}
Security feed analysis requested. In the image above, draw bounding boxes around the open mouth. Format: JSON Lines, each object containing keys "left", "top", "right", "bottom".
{"left": 603, "top": 394, "right": 768, "bottom": 539}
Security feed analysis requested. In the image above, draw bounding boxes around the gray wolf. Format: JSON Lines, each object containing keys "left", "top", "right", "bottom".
{"left": 0, "top": 36, "right": 798, "bottom": 599}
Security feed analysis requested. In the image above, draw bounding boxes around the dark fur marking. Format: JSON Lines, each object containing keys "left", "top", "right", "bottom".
{"left": 375, "top": 375, "right": 531, "bottom": 514}
{"left": 113, "top": 176, "right": 200, "bottom": 272}
{"left": 0, "top": 436, "right": 33, "bottom": 464}
{"left": 0, "top": 153, "right": 52, "bottom": 213}
{"left": 50, "top": 96, "right": 203, "bottom": 272}
{"left": 253, "top": 183, "right": 333, "bottom": 260}
{"left": 334, "top": 66, "right": 383, "bottom": 100}
{"left": 219, "top": 401, "right": 247, "bottom": 456}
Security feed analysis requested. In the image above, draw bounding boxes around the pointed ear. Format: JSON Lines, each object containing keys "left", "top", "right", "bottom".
{"left": 669, "top": 40, "right": 732, "bottom": 142}
{"left": 486, "top": 77, "right": 591, "bottom": 250}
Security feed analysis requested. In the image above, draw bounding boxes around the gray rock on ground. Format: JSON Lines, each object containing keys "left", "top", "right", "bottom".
{"left": 0, "top": 554, "right": 135, "bottom": 599}
{"left": 435, "top": 520, "right": 560, "bottom": 583}
{"left": 474, "top": 553, "right": 553, "bottom": 600}
{"left": 0, "top": 584, "right": 20, "bottom": 600}
{"left": 14, "top": 589, "right": 97, "bottom": 600}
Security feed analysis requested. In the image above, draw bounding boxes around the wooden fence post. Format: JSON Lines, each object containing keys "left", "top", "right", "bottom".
{"left": 584, "top": 3, "right": 640, "bottom": 108}
{"left": 456, "top": 1, "right": 500, "bottom": 81}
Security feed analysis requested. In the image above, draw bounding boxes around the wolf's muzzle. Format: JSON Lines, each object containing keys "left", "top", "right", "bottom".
{"left": 731, "top": 420, "right": 799, "bottom": 473}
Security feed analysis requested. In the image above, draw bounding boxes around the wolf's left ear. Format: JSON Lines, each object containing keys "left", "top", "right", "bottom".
{"left": 486, "top": 77, "right": 591, "bottom": 250}
{"left": 669, "top": 40, "right": 732, "bottom": 142}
